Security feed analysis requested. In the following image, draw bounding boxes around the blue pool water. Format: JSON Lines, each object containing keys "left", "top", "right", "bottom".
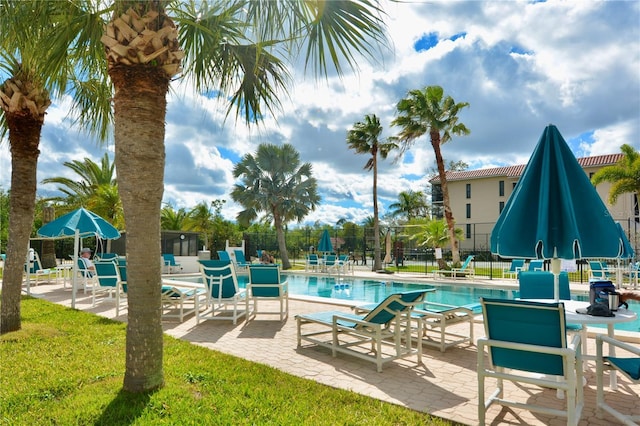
{"left": 181, "top": 273, "right": 640, "bottom": 332}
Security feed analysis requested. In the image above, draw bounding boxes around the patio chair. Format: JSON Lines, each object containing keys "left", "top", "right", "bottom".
{"left": 24, "top": 251, "right": 57, "bottom": 285}
{"left": 305, "top": 254, "right": 319, "bottom": 272}
{"left": 478, "top": 298, "right": 583, "bottom": 426}
{"left": 433, "top": 255, "right": 475, "bottom": 280}
{"left": 217, "top": 250, "right": 231, "bottom": 261}
{"left": 233, "top": 249, "right": 251, "bottom": 270}
{"left": 589, "top": 261, "right": 612, "bottom": 280}
{"left": 528, "top": 259, "right": 545, "bottom": 271}
{"left": 501, "top": 259, "right": 525, "bottom": 279}
{"left": 336, "top": 254, "right": 353, "bottom": 274}
{"left": 296, "top": 289, "right": 428, "bottom": 372}
{"left": 77, "top": 257, "right": 97, "bottom": 293}
{"left": 323, "top": 254, "right": 338, "bottom": 273}
{"left": 162, "top": 253, "right": 182, "bottom": 274}
{"left": 93, "top": 260, "right": 127, "bottom": 316}
{"left": 247, "top": 264, "right": 288, "bottom": 321}
{"left": 595, "top": 334, "right": 640, "bottom": 425}
{"left": 161, "top": 280, "right": 207, "bottom": 322}
{"left": 198, "top": 260, "right": 253, "bottom": 324}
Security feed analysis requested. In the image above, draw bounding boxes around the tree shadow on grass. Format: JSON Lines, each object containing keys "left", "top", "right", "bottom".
{"left": 95, "top": 388, "right": 155, "bottom": 426}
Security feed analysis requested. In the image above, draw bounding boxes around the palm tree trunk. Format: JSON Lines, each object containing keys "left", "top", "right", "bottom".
{"left": 431, "top": 131, "right": 460, "bottom": 264}
{"left": 274, "top": 215, "right": 290, "bottom": 269}
{"left": 1, "top": 123, "right": 42, "bottom": 333}
{"left": 110, "top": 64, "right": 168, "bottom": 392}
{"left": 372, "top": 156, "right": 382, "bottom": 271}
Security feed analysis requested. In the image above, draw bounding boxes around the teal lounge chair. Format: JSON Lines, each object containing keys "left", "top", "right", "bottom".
{"left": 296, "top": 290, "right": 428, "bottom": 372}
{"left": 247, "top": 264, "right": 288, "bottom": 321}
{"left": 502, "top": 259, "right": 525, "bottom": 279}
{"left": 433, "top": 255, "right": 475, "bottom": 280}
{"left": 589, "top": 261, "right": 612, "bottom": 280}
{"left": 198, "top": 260, "right": 253, "bottom": 324}
{"left": 305, "top": 254, "right": 319, "bottom": 272}
{"left": 528, "top": 259, "right": 545, "bottom": 271}
{"left": 233, "top": 249, "right": 251, "bottom": 269}
{"left": 93, "top": 261, "right": 127, "bottom": 316}
{"left": 24, "top": 251, "right": 57, "bottom": 285}
{"left": 162, "top": 253, "right": 182, "bottom": 274}
{"left": 323, "top": 254, "right": 338, "bottom": 273}
{"left": 161, "top": 279, "right": 207, "bottom": 322}
{"left": 596, "top": 334, "right": 640, "bottom": 425}
{"left": 217, "top": 250, "right": 231, "bottom": 261}
{"left": 478, "top": 298, "right": 583, "bottom": 425}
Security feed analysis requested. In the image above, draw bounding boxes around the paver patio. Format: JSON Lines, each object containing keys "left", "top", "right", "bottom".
{"left": 20, "top": 268, "right": 640, "bottom": 426}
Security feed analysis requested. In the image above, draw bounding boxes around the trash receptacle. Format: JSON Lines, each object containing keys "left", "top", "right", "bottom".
{"left": 198, "top": 250, "right": 211, "bottom": 261}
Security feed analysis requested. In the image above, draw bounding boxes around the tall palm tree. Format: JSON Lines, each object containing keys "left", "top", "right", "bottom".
{"left": 347, "top": 114, "right": 397, "bottom": 271}
{"left": 0, "top": 0, "right": 110, "bottom": 334}
{"left": 85, "top": 0, "right": 386, "bottom": 392}
{"left": 388, "top": 190, "right": 429, "bottom": 221}
{"left": 391, "top": 86, "right": 470, "bottom": 265}
{"left": 591, "top": 144, "right": 640, "bottom": 204}
{"left": 232, "top": 143, "right": 320, "bottom": 269}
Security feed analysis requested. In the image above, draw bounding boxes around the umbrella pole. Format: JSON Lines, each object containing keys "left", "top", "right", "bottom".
{"left": 551, "top": 257, "right": 561, "bottom": 301}
{"left": 72, "top": 230, "right": 79, "bottom": 309}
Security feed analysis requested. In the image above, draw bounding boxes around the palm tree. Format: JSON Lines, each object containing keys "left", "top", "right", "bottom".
{"left": 232, "top": 143, "right": 320, "bottom": 269}
{"left": 407, "top": 218, "right": 464, "bottom": 269}
{"left": 347, "top": 114, "right": 397, "bottom": 271}
{"left": 591, "top": 144, "right": 640, "bottom": 204}
{"left": 391, "top": 85, "right": 470, "bottom": 265}
{"left": 388, "top": 190, "right": 429, "bottom": 221}
{"left": 187, "top": 201, "right": 214, "bottom": 250}
{"left": 0, "top": 0, "right": 110, "bottom": 334}
{"left": 161, "top": 204, "right": 188, "bottom": 231}
{"left": 42, "top": 153, "right": 122, "bottom": 226}
{"left": 88, "top": 0, "right": 386, "bottom": 392}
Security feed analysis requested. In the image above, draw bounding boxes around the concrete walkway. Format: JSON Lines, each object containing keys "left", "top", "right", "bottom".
{"left": 21, "top": 268, "right": 640, "bottom": 426}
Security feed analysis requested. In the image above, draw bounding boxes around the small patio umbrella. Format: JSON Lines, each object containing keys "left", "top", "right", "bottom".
{"left": 383, "top": 231, "right": 392, "bottom": 265}
{"left": 37, "top": 207, "right": 121, "bottom": 308}
{"left": 490, "top": 124, "right": 622, "bottom": 300}
{"left": 318, "top": 229, "right": 333, "bottom": 254}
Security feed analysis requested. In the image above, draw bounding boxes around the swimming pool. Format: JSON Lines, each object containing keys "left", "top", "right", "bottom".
{"left": 178, "top": 272, "right": 640, "bottom": 332}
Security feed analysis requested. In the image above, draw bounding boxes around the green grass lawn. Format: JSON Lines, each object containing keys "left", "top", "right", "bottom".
{"left": 0, "top": 296, "right": 455, "bottom": 425}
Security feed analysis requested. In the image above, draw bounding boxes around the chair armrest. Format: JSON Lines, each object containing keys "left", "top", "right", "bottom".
{"left": 596, "top": 334, "right": 640, "bottom": 356}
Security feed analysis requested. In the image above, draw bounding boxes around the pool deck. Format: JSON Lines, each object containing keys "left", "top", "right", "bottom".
{"left": 20, "top": 266, "right": 640, "bottom": 426}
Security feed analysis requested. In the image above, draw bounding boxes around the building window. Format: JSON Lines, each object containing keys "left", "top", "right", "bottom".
{"left": 466, "top": 183, "right": 471, "bottom": 199}
{"left": 466, "top": 223, "right": 471, "bottom": 239}
{"left": 466, "top": 203, "right": 471, "bottom": 219}
{"left": 499, "top": 180, "right": 504, "bottom": 197}
{"left": 499, "top": 201, "right": 505, "bottom": 213}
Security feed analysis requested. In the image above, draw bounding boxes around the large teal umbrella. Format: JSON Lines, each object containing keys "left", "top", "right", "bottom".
{"left": 37, "top": 208, "right": 121, "bottom": 308}
{"left": 491, "top": 124, "right": 622, "bottom": 299}
{"left": 318, "top": 229, "right": 333, "bottom": 254}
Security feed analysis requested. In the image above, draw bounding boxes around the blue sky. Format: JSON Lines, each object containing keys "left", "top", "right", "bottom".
{"left": 0, "top": 0, "right": 638, "bottom": 227}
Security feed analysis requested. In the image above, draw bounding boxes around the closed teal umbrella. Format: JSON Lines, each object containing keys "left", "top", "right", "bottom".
{"left": 318, "top": 229, "right": 333, "bottom": 254}
{"left": 491, "top": 124, "right": 622, "bottom": 299}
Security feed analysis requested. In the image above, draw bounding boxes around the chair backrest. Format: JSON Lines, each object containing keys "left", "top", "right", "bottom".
{"left": 217, "top": 250, "right": 231, "bottom": 261}
{"left": 25, "top": 251, "right": 44, "bottom": 273}
{"left": 519, "top": 271, "right": 571, "bottom": 300}
{"left": 97, "top": 253, "right": 118, "bottom": 261}
{"left": 361, "top": 290, "right": 427, "bottom": 327}
{"left": 307, "top": 254, "right": 319, "bottom": 264}
{"left": 234, "top": 249, "right": 248, "bottom": 264}
{"left": 162, "top": 253, "right": 178, "bottom": 266}
{"left": 248, "top": 264, "right": 282, "bottom": 297}
{"left": 460, "top": 255, "right": 474, "bottom": 270}
{"left": 77, "top": 257, "right": 93, "bottom": 277}
{"left": 324, "top": 254, "right": 337, "bottom": 266}
{"left": 507, "top": 259, "right": 525, "bottom": 272}
{"left": 118, "top": 265, "right": 127, "bottom": 282}
{"left": 481, "top": 298, "right": 567, "bottom": 375}
{"left": 528, "top": 260, "right": 544, "bottom": 271}
{"left": 339, "top": 254, "right": 350, "bottom": 263}
{"left": 199, "top": 260, "right": 240, "bottom": 299}
{"left": 589, "top": 261, "right": 610, "bottom": 277}
{"left": 94, "top": 260, "right": 126, "bottom": 292}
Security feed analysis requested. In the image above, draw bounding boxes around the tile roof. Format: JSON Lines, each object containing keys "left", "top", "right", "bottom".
{"left": 430, "top": 153, "right": 624, "bottom": 183}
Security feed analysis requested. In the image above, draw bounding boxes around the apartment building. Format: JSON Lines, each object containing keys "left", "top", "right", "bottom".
{"left": 430, "top": 154, "right": 638, "bottom": 252}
